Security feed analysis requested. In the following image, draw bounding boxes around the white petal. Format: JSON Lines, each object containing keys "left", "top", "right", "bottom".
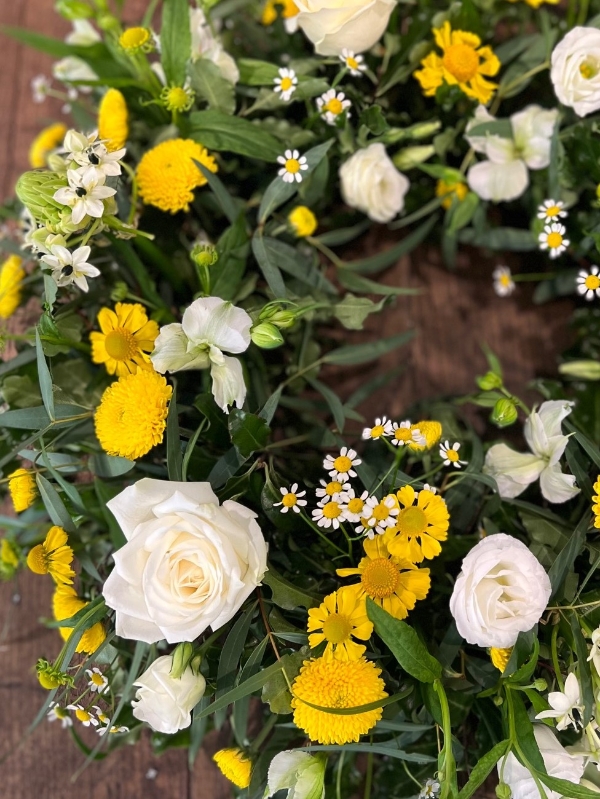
{"left": 484, "top": 444, "right": 546, "bottom": 498}
{"left": 210, "top": 355, "right": 246, "bottom": 413}
{"left": 539, "top": 463, "right": 580, "bottom": 503}
{"left": 467, "top": 158, "right": 529, "bottom": 202}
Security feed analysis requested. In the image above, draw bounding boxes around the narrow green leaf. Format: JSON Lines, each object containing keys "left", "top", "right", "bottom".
{"left": 510, "top": 690, "right": 545, "bottom": 772}
{"left": 307, "top": 377, "right": 345, "bottom": 433}
{"left": 338, "top": 269, "right": 420, "bottom": 297}
{"left": 252, "top": 232, "right": 286, "bottom": 298}
{"left": 215, "top": 602, "right": 257, "bottom": 727}
{"left": 35, "top": 327, "right": 54, "bottom": 421}
{"left": 323, "top": 330, "right": 414, "bottom": 367}
{"left": 536, "top": 773, "right": 600, "bottom": 799}
{"left": 345, "top": 215, "right": 437, "bottom": 274}
{"left": 196, "top": 162, "right": 240, "bottom": 224}
{"left": 189, "top": 110, "right": 282, "bottom": 161}
{"left": 208, "top": 446, "right": 247, "bottom": 489}
{"left": 457, "top": 740, "right": 510, "bottom": 799}
{"left": 262, "top": 564, "right": 321, "bottom": 610}
{"left": 166, "top": 387, "right": 183, "bottom": 481}
{"left": 88, "top": 453, "right": 136, "bottom": 477}
{"left": 194, "top": 659, "right": 285, "bottom": 720}
{"left": 548, "top": 512, "right": 589, "bottom": 599}
{"left": 260, "top": 237, "right": 337, "bottom": 295}
{"left": 161, "top": 0, "right": 191, "bottom": 85}
{"left": 36, "top": 473, "right": 76, "bottom": 533}
{"left": 299, "top": 743, "right": 435, "bottom": 763}
{"left": 259, "top": 386, "right": 283, "bottom": 424}
{"left": 232, "top": 636, "right": 269, "bottom": 746}
{"left": 0, "top": 347, "right": 36, "bottom": 377}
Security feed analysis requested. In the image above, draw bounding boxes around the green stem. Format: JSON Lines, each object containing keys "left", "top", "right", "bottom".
{"left": 551, "top": 623, "right": 565, "bottom": 692}
{"left": 336, "top": 750, "right": 345, "bottom": 799}
{"left": 306, "top": 236, "right": 346, "bottom": 268}
{"left": 364, "top": 750, "right": 374, "bottom": 799}
{"left": 299, "top": 512, "right": 348, "bottom": 558}
{"left": 433, "top": 679, "right": 457, "bottom": 799}
{"left": 249, "top": 712, "right": 278, "bottom": 755}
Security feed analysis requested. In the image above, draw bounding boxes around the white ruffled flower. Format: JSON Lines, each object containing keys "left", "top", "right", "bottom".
{"left": 266, "top": 750, "right": 326, "bottom": 799}
{"left": 150, "top": 297, "right": 252, "bottom": 414}
{"left": 53, "top": 166, "right": 116, "bottom": 225}
{"left": 294, "top": 0, "right": 396, "bottom": 56}
{"left": 536, "top": 673, "right": 584, "bottom": 731}
{"left": 493, "top": 266, "right": 516, "bottom": 297}
{"left": 65, "top": 20, "right": 102, "bottom": 46}
{"left": 484, "top": 400, "right": 580, "bottom": 503}
{"left": 551, "top": 26, "right": 600, "bottom": 117}
{"left": 41, "top": 244, "right": 100, "bottom": 292}
{"left": 274, "top": 68, "right": 298, "bottom": 101}
{"left": 339, "top": 143, "right": 410, "bottom": 224}
{"left": 52, "top": 56, "right": 98, "bottom": 92}
{"left": 316, "top": 89, "right": 351, "bottom": 125}
{"left": 577, "top": 267, "right": 600, "bottom": 300}
{"left": 132, "top": 655, "right": 206, "bottom": 734}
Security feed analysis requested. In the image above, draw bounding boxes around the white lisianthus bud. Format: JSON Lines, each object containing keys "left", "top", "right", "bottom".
{"left": 132, "top": 655, "right": 206, "bottom": 734}
{"left": 339, "top": 143, "right": 410, "bottom": 224}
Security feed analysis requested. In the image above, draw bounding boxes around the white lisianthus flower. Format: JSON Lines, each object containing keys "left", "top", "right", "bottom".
{"left": 151, "top": 297, "right": 252, "bottom": 414}
{"left": 52, "top": 56, "right": 98, "bottom": 92}
{"left": 339, "top": 143, "right": 410, "bottom": 224}
{"left": 484, "top": 400, "right": 580, "bottom": 503}
{"left": 551, "top": 27, "right": 600, "bottom": 117}
{"left": 535, "top": 673, "right": 584, "bottom": 731}
{"left": 132, "top": 655, "right": 206, "bottom": 735}
{"left": 294, "top": 0, "right": 396, "bottom": 55}
{"left": 500, "top": 725, "right": 585, "bottom": 799}
{"left": 466, "top": 105, "right": 558, "bottom": 202}
{"left": 449, "top": 533, "right": 551, "bottom": 648}
{"left": 102, "top": 479, "right": 268, "bottom": 644}
{"left": 266, "top": 750, "right": 326, "bottom": 799}
{"left": 189, "top": 7, "right": 239, "bottom": 83}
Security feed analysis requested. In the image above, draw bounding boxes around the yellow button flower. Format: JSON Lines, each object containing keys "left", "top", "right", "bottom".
{"left": 288, "top": 205, "right": 318, "bottom": 237}
{"left": 90, "top": 302, "right": 159, "bottom": 377}
{"left": 28, "top": 122, "right": 67, "bottom": 169}
{"left": 213, "top": 748, "right": 252, "bottom": 789}
{"left": 0, "top": 255, "right": 25, "bottom": 319}
{"left": 98, "top": 88, "right": 129, "bottom": 152}
{"left": 53, "top": 584, "right": 106, "bottom": 655}
{"left": 1, "top": 538, "right": 19, "bottom": 569}
{"left": 261, "top": 0, "right": 299, "bottom": 25}
{"left": 307, "top": 587, "right": 373, "bottom": 660}
{"left": 415, "top": 21, "right": 500, "bottom": 105}
{"left": 119, "top": 26, "right": 153, "bottom": 53}
{"left": 408, "top": 420, "right": 443, "bottom": 452}
{"left": 387, "top": 485, "right": 449, "bottom": 563}
{"left": 436, "top": 178, "right": 469, "bottom": 210}
{"left": 593, "top": 476, "right": 600, "bottom": 529}
{"left": 8, "top": 467, "right": 37, "bottom": 512}
{"left": 490, "top": 646, "right": 513, "bottom": 672}
{"left": 26, "top": 525, "right": 75, "bottom": 585}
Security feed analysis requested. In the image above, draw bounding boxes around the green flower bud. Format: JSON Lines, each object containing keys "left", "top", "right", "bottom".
{"left": 496, "top": 783, "right": 511, "bottom": 799}
{"left": 393, "top": 145, "right": 435, "bottom": 171}
{"left": 493, "top": 695, "right": 504, "bottom": 707}
{"left": 47, "top": 154, "right": 68, "bottom": 174}
{"left": 251, "top": 322, "right": 284, "bottom": 349}
{"left": 269, "top": 310, "right": 297, "bottom": 330}
{"left": 477, "top": 371, "right": 503, "bottom": 391}
{"left": 55, "top": 0, "right": 93, "bottom": 19}
{"left": 559, "top": 360, "right": 600, "bottom": 380}
{"left": 16, "top": 171, "right": 69, "bottom": 230}
{"left": 170, "top": 642, "right": 194, "bottom": 679}
{"left": 491, "top": 398, "right": 518, "bottom": 427}
{"left": 97, "top": 13, "right": 120, "bottom": 32}
{"left": 191, "top": 243, "right": 218, "bottom": 269}
{"left": 110, "top": 281, "right": 130, "bottom": 303}
{"left": 409, "top": 120, "right": 442, "bottom": 139}
{"left": 533, "top": 678, "right": 548, "bottom": 692}
{"left": 36, "top": 658, "right": 75, "bottom": 689}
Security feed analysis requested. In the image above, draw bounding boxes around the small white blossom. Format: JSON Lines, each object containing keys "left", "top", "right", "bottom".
{"left": 419, "top": 778, "right": 441, "bottom": 799}
{"left": 31, "top": 75, "right": 51, "bottom": 103}
{"left": 493, "top": 266, "right": 516, "bottom": 297}
{"left": 86, "top": 667, "right": 109, "bottom": 694}
{"left": 312, "top": 495, "right": 345, "bottom": 529}
{"left": 67, "top": 704, "right": 99, "bottom": 727}
{"left": 277, "top": 149, "right": 308, "bottom": 183}
{"left": 63, "top": 130, "right": 125, "bottom": 177}
{"left": 47, "top": 702, "right": 72, "bottom": 728}
{"left": 316, "top": 89, "right": 351, "bottom": 126}
{"left": 536, "top": 673, "right": 584, "bottom": 731}
{"left": 440, "top": 441, "right": 467, "bottom": 469}
{"left": 52, "top": 56, "right": 98, "bottom": 92}
{"left": 340, "top": 487, "right": 369, "bottom": 522}
{"left": 274, "top": 67, "right": 298, "bottom": 102}
{"left": 340, "top": 49, "right": 366, "bottom": 76}
{"left": 41, "top": 244, "right": 100, "bottom": 292}
{"left": 539, "top": 223, "right": 569, "bottom": 259}
{"left": 362, "top": 416, "right": 393, "bottom": 440}
{"left": 323, "top": 447, "right": 361, "bottom": 481}
{"left": 361, "top": 494, "right": 399, "bottom": 536}
{"left": 537, "top": 199, "right": 567, "bottom": 222}
{"left": 274, "top": 483, "right": 307, "bottom": 514}
{"left": 53, "top": 166, "right": 116, "bottom": 225}
{"left": 577, "top": 267, "right": 600, "bottom": 301}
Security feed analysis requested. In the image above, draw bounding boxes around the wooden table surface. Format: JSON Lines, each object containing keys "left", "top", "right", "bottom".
{"left": 0, "top": 2, "right": 574, "bottom": 797}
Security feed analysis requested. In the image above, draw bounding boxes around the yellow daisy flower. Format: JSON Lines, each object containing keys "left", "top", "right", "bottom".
{"left": 261, "top": 0, "right": 299, "bottom": 25}
{"left": 436, "top": 178, "right": 469, "bottom": 210}
{"left": 408, "top": 420, "right": 443, "bottom": 452}
{"left": 8, "top": 467, "right": 37, "bottom": 512}
{"left": 28, "top": 122, "right": 67, "bottom": 169}
{"left": 387, "top": 485, "right": 449, "bottom": 563}
{"left": 53, "top": 584, "right": 106, "bottom": 655}
{"left": 98, "top": 88, "right": 129, "bottom": 152}
{"left": 490, "top": 647, "right": 513, "bottom": 672}
{"left": 136, "top": 138, "right": 218, "bottom": 214}
{"left": 337, "top": 528, "right": 431, "bottom": 620}
{"left": 90, "top": 302, "right": 159, "bottom": 376}
{"left": 415, "top": 21, "right": 500, "bottom": 105}
{"left": 213, "top": 748, "right": 252, "bottom": 789}
{"left": 288, "top": 206, "right": 317, "bottom": 237}
{"left": 26, "top": 526, "right": 75, "bottom": 584}
{"left": 0, "top": 255, "right": 25, "bottom": 319}
{"left": 593, "top": 477, "right": 600, "bottom": 529}
{"left": 94, "top": 370, "right": 172, "bottom": 460}
{"left": 307, "top": 587, "right": 373, "bottom": 660}
{"left": 291, "top": 655, "right": 387, "bottom": 744}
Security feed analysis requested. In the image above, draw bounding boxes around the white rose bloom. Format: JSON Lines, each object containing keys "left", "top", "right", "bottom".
{"left": 189, "top": 8, "right": 239, "bottom": 84}
{"left": 449, "top": 533, "right": 551, "bottom": 648}
{"left": 132, "top": 655, "right": 206, "bottom": 735}
{"left": 294, "top": 0, "right": 396, "bottom": 56}
{"left": 484, "top": 400, "right": 580, "bottom": 504}
{"left": 500, "top": 725, "right": 585, "bottom": 799}
{"left": 551, "top": 27, "right": 600, "bottom": 117}
{"left": 52, "top": 56, "right": 98, "bottom": 93}
{"left": 266, "top": 750, "right": 326, "bottom": 799}
{"left": 151, "top": 297, "right": 252, "bottom": 414}
{"left": 339, "top": 143, "right": 410, "bottom": 224}
{"left": 102, "top": 479, "right": 268, "bottom": 644}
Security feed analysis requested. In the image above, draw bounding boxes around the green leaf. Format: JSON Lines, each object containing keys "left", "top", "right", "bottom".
{"left": 228, "top": 409, "right": 270, "bottom": 457}
{"left": 262, "top": 564, "right": 321, "bottom": 610}
{"left": 215, "top": 602, "right": 257, "bottom": 726}
{"left": 307, "top": 376, "right": 346, "bottom": 433}
{"left": 36, "top": 473, "right": 76, "bottom": 533}
{"left": 196, "top": 162, "right": 241, "bottom": 224}
{"left": 237, "top": 58, "right": 280, "bottom": 85}
{"left": 466, "top": 120, "right": 513, "bottom": 139}
{"left": 345, "top": 215, "right": 438, "bottom": 274}
{"left": 0, "top": 404, "right": 89, "bottom": 430}
{"left": 252, "top": 232, "right": 286, "bottom": 298}
{"left": 189, "top": 111, "right": 282, "bottom": 162}
{"left": 261, "top": 648, "right": 307, "bottom": 715}
{"left": 196, "top": 658, "right": 285, "bottom": 720}
{"left": 299, "top": 743, "right": 434, "bottom": 763}
{"left": 447, "top": 192, "right": 479, "bottom": 235}
{"left": 259, "top": 238, "right": 337, "bottom": 295}
{"left": 548, "top": 512, "right": 589, "bottom": 599}
{"left": 536, "top": 774, "right": 600, "bottom": 799}
{"left": 570, "top": 613, "right": 595, "bottom": 727}
{"left": 188, "top": 61, "right": 235, "bottom": 116}
{"left": 106, "top": 235, "right": 168, "bottom": 313}
{"left": 316, "top": 220, "right": 371, "bottom": 247}
{"left": 35, "top": 327, "right": 54, "bottom": 421}
{"left": 166, "top": 387, "right": 183, "bottom": 481}
{"left": 208, "top": 446, "right": 247, "bottom": 489}
{"left": 367, "top": 599, "right": 442, "bottom": 682}
{"left": 323, "top": 330, "right": 414, "bottom": 367}
{"left": 510, "top": 690, "right": 545, "bottom": 772}
{"left": 232, "top": 636, "right": 269, "bottom": 746}
{"left": 212, "top": 212, "right": 249, "bottom": 300}
{"left": 458, "top": 227, "right": 537, "bottom": 252}
{"left": 88, "top": 453, "right": 136, "bottom": 478}
{"left": 338, "top": 269, "right": 419, "bottom": 297}
{"left": 161, "top": 0, "right": 191, "bottom": 86}
{"left": 506, "top": 636, "right": 540, "bottom": 683}
{"left": 260, "top": 387, "right": 283, "bottom": 424}
{"left": 333, "top": 294, "right": 385, "bottom": 330}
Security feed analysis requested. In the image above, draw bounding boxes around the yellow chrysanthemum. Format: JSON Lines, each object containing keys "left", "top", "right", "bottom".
{"left": 8, "top": 467, "right": 37, "bottom": 512}
{"left": 338, "top": 528, "right": 431, "bottom": 620}
{"left": 291, "top": 655, "right": 387, "bottom": 744}
{"left": 28, "top": 122, "right": 67, "bottom": 169}
{"left": 593, "top": 477, "right": 600, "bottom": 530}
{"left": 436, "top": 179, "right": 469, "bottom": 210}
{"left": 213, "top": 748, "right": 252, "bottom": 789}
{"left": 98, "top": 88, "right": 129, "bottom": 152}
{"left": 90, "top": 302, "right": 159, "bottom": 377}
{"left": 288, "top": 206, "right": 318, "bottom": 237}
{"left": 490, "top": 647, "right": 512, "bottom": 673}
{"left": 408, "top": 420, "right": 443, "bottom": 452}
{"left": 261, "top": 0, "right": 299, "bottom": 25}
{"left": 136, "top": 138, "right": 218, "bottom": 214}
{"left": 119, "top": 26, "right": 152, "bottom": 52}
{"left": 94, "top": 370, "right": 172, "bottom": 460}
{"left": 0, "top": 255, "right": 25, "bottom": 319}
{"left": 1, "top": 538, "right": 19, "bottom": 569}
{"left": 387, "top": 485, "right": 449, "bottom": 563}
{"left": 415, "top": 21, "right": 500, "bottom": 105}
{"left": 26, "top": 525, "right": 75, "bottom": 585}
{"left": 308, "top": 587, "right": 373, "bottom": 660}
{"left": 53, "top": 584, "right": 106, "bottom": 655}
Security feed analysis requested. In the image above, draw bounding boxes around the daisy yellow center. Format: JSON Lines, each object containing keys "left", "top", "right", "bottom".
{"left": 324, "top": 98, "right": 344, "bottom": 115}
{"left": 394, "top": 428, "right": 411, "bottom": 442}
{"left": 322, "top": 501, "right": 342, "bottom": 520}
{"left": 98, "top": 712, "right": 109, "bottom": 723}
{"left": 104, "top": 328, "right": 136, "bottom": 361}
{"left": 546, "top": 232, "right": 563, "bottom": 248}
{"left": 370, "top": 424, "right": 384, "bottom": 438}
{"left": 372, "top": 502, "right": 391, "bottom": 522}
{"left": 282, "top": 493, "right": 298, "bottom": 507}
{"left": 347, "top": 56, "right": 359, "bottom": 70}
{"left": 443, "top": 43, "right": 479, "bottom": 83}
{"left": 285, "top": 158, "right": 301, "bottom": 174}
{"left": 322, "top": 612, "right": 352, "bottom": 644}
{"left": 500, "top": 274, "right": 511, "bottom": 287}
{"left": 396, "top": 506, "right": 428, "bottom": 537}
{"left": 75, "top": 709, "right": 92, "bottom": 723}
{"left": 545, "top": 205, "right": 561, "bottom": 218}
{"left": 580, "top": 59, "right": 600, "bottom": 79}
{"left": 446, "top": 449, "right": 460, "bottom": 462}
{"left": 333, "top": 455, "right": 352, "bottom": 473}
{"left": 27, "top": 544, "right": 48, "bottom": 575}
{"left": 326, "top": 481, "right": 343, "bottom": 496}
{"left": 280, "top": 77, "right": 293, "bottom": 91}
{"left": 91, "top": 673, "right": 105, "bottom": 687}
{"left": 120, "top": 27, "right": 150, "bottom": 50}
{"left": 347, "top": 497, "right": 365, "bottom": 514}
{"left": 361, "top": 558, "right": 400, "bottom": 598}
{"left": 585, "top": 275, "right": 600, "bottom": 291}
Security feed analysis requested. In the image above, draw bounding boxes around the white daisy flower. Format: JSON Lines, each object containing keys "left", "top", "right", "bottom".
{"left": 312, "top": 495, "right": 345, "bottom": 529}
{"left": 316, "top": 89, "right": 352, "bottom": 126}
{"left": 439, "top": 440, "right": 467, "bottom": 469}
{"left": 97, "top": 724, "right": 129, "bottom": 735}
{"left": 94, "top": 707, "right": 111, "bottom": 725}
{"left": 273, "top": 67, "right": 298, "bottom": 102}
{"left": 422, "top": 483, "right": 437, "bottom": 494}
{"left": 391, "top": 420, "right": 425, "bottom": 447}
{"left": 47, "top": 702, "right": 73, "bottom": 728}
{"left": 274, "top": 483, "right": 307, "bottom": 514}
{"left": 361, "top": 494, "right": 399, "bottom": 535}
{"left": 362, "top": 416, "right": 393, "bottom": 440}
{"left": 419, "top": 778, "right": 441, "bottom": 799}
{"left": 315, "top": 478, "right": 346, "bottom": 499}
{"left": 67, "top": 704, "right": 99, "bottom": 727}
{"left": 53, "top": 166, "right": 116, "bottom": 225}
{"left": 31, "top": 74, "right": 51, "bottom": 103}
{"left": 577, "top": 266, "right": 600, "bottom": 301}
{"left": 340, "top": 487, "right": 369, "bottom": 522}
{"left": 493, "top": 266, "right": 515, "bottom": 297}
{"left": 41, "top": 244, "right": 100, "bottom": 292}
{"left": 86, "top": 667, "right": 109, "bottom": 694}
{"left": 277, "top": 149, "right": 308, "bottom": 183}
{"left": 537, "top": 199, "right": 567, "bottom": 222}
{"left": 339, "top": 49, "right": 366, "bottom": 77}
{"left": 323, "top": 447, "right": 361, "bottom": 481}
{"left": 539, "top": 223, "right": 569, "bottom": 259}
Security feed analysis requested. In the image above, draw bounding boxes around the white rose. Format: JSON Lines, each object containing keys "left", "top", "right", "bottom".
{"left": 551, "top": 26, "right": 600, "bottom": 117}
{"left": 189, "top": 8, "right": 240, "bottom": 84}
{"left": 500, "top": 725, "right": 585, "bottom": 799}
{"left": 294, "top": 0, "right": 396, "bottom": 56}
{"left": 339, "top": 143, "right": 410, "bottom": 224}
{"left": 102, "top": 478, "right": 268, "bottom": 644}
{"left": 132, "top": 655, "right": 206, "bottom": 734}
{"left": 449, "top": 533, "right": 551, "bottom": 648}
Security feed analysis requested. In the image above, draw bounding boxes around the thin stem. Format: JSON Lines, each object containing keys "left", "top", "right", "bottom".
{"left": 299, "top": 512, "right": 348, "bottom": 558}
{"left": 336, "top": 750, "right": 345, "bottom": 799}
{"left": 306, "top": 236, "right": 346, "bottom": 268}
{"left": 364, "top": 750, "right": 374, "bottom": 799}
{"left": 551, "top": 623, "right": 565, "bottom": 692}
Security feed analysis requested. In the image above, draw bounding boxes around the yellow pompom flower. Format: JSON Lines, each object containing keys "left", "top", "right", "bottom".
{"left": 213, "top": 748, "right": 252, "bottom": 789}
{"left": 90, "top": 302, "right": 159, "bottom": 377}
{"left": 119, "top": 26, "right": 153, "bottom": 53}
{"left": 94, "top": 370, "right": 172, "bottom": 460}
{"left": 28, "top": 122, "right": 67, "bottom": 169}
{"left": 0, "top": 255, "right": 26, "bottom": 319}
{"left": 98, "top": 88, "right": 129, "bottom": 152}
{"left": 415, "top": 21, "right": 500, "bottom": 105}
{"left": 26, "top": 526, "right": 75, "bottom": 585}
{"left": 593, "top": 477, "right": 600, "bottom": 529}
{"left": 436, "top": 179, "right": 469, "bottom": 210}
{"left": 291, "top": 655, "right": 387, "bottom": 744}
{"left": 308, "top": 587, "right": 373, "bottom": 660}
{"left": 8, "top": 467, "right": 37, "bottom": 512}
{"left": 387, "top": 485, "right": 449, "bottom": 563}
{"left": 490, "top": 647, "right": 513, "bottom": 673}
{"left": 288, "top": 206, "right": 318, "bottom": 237}
{"left": 261, "top": 0, "right": 299, "bottom": 25}
{"left": 338, "top": 528, "right": 431, "bottom": 620}
{"left": 408, "top": 420, "right": 443, "bottom": 452}
{"left": 53, "top": 584, "right": 106, "bottom": 655}
{"left": 136, "top": 138, "right": 218, "bottom": 214}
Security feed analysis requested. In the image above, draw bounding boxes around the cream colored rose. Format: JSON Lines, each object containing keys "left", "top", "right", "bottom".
{"left": 294, "top": 0, "right": 396, "bottom": 56}
{"left": 551, "top": 26, "right": 600, "bottom": 117}
{"left": 132, "top": 655, "right": 207, "bottom": 734}
{"left": 449, "top": 533, "right": 551, "bottom": 648}
{"left": 339, "top": 143, "right": 410, "bottom": 224}
{"left": 102, "top": 478, "right": 268, "bottom": 644}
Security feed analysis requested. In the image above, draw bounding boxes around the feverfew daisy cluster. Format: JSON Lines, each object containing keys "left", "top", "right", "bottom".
{"left": 538, "top": 199, "right": 569, "bottom": 260}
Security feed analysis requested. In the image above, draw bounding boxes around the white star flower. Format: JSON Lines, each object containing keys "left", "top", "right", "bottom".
{"left": 53, "top": 166, "right": 116, "bottom": 225}
{"left": 535, "top": 673, "right": 584, "bottom": 731}
{"left": 41, "top": 244, "right": 100, "bottom": 292}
